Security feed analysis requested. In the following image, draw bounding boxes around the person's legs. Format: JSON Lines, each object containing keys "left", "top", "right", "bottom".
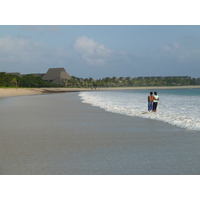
{"left": 148, "top": 102, "right": 153, "bottom": 111}
{"left": 148, "top": 102, "right": 150, "bottom": 111}
{"left": 150, "top": 102, "right": 153, "bottom": 111}
{"left": 153, "top": 102, "right": 158, "bottom": 112}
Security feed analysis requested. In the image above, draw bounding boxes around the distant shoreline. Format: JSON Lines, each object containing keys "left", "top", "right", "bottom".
{"left": 98, "top": 85, "right": 200, "bottom": 91}
{"left": 0, "top": 85, "right": 200, "bottom": 98}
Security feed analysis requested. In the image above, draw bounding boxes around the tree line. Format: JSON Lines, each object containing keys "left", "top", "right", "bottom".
{"left": 0, "top": 72, "right": 198, "bottom": 88}
{"left": 0, "top": 72, "right": 62, "bottom": 87}
{"left": 66, "top": 76, "right": 198, "bottom": 88}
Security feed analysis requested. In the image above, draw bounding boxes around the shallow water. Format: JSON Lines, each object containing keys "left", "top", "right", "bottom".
{"left": 79, "top": 89, "right": 200, "bottom": 131}
{"left": 0, "top": 92, "right": 200, "bottom": 175}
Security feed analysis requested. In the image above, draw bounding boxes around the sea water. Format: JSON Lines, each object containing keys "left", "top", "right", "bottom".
{"left": 79, "top": 89, "right": 200, "bottom": 131}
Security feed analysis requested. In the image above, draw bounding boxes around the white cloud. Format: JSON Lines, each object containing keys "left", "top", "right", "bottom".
{"left": 159, "top": 41, "right": 193, "bottom": 62}
{"left": 161, "top": 45, "right": 171, "bottom": 51}
{"left": 0, "top": 36, "right": 68, "bottom": 72}
{"left": 73, "top": 36, "right": 112, "bottom": 66}
{"left": 161, "top": 42, "right": 180, "bottom": 52}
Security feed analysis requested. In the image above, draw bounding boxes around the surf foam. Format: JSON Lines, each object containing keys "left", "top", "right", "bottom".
{"left": 79, "top": 90, "right": 200, "bottom": 131}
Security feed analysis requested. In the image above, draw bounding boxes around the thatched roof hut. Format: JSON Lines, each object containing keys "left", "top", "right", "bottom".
{"left": 42, "top": 68, "right": 71, "bottom": 84}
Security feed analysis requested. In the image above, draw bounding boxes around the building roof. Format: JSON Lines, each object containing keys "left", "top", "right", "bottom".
{"left": 6, "top": 72, "right": 22, "bottom": 77}
{"left": 42, "top": 68, "right": 71, "bottom": 84}
{"left": 30, "top": 73, "right": 45, "bottom": 78}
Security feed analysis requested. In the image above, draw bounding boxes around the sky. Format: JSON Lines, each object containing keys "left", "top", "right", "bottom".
{"left": 0, "top": 2, "right": 200, "bottom": 79}
{"left": 1, "top": 25, "right": 200, "bottom": 79}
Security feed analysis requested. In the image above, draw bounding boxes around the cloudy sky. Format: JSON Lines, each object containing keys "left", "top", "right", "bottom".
{"left": 1, "top": 2, "right": 200, "bottom": 79}
{"left": 1, "top": 25, "right": 200, "bottom": 79}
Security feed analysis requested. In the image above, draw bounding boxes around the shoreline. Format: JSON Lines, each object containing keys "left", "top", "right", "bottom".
{"left": 0, "top": 85, "right": 200, "bottom": 98}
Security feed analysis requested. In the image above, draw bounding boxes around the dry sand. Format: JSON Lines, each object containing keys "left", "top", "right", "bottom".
{"left": 0, "top": 85, "right": 200, "bottom": 98}
{"left": 0, "top": 88, "right": 90, "bottom": 98}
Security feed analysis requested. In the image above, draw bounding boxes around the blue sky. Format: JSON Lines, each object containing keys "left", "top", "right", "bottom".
{"left": 0, "top": 25, "right": 200, "bottom": 79}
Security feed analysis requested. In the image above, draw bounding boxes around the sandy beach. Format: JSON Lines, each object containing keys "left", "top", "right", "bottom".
{"left": 0, "top": 91, "right": 200, "bottom": 175}
{"left": 0, "top": 88, "right": 91, "bottom": 98}
{"left": 0, "top": 85, "right": 200, "bottom": 98}
{"left": 1, "top": 85, "right": 200, "bottom": 175}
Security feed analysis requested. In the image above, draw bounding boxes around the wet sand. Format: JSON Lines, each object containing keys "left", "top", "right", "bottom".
{"left": 0, "top": 92, "right": 200, "bottom": 175}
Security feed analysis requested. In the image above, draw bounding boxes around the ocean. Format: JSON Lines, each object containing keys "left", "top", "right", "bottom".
{"left": 79, "top": 88, "right": 200, "bottom": 131}
{"left": 0, "top": 90, "right": 200, "bottom": 175}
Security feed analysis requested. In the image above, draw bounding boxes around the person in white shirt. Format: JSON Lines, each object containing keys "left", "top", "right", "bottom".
{"left": 153, "top": 91, "right": 160, "bottom": 112}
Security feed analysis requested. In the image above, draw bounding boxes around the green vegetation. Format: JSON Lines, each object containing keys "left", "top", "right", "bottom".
{"left": 0, "top": 72, "right": 199, "bottom": 88}
{"left": 67, "top": 76, "right": 198, "bottom": 88}
{"left": 0, "top": 72, "right": 62, "bottom": 88}
{"left": 19, "top": 74, "right": 62, "bottom": 87}
{"left": 0, "top": 72, "right": 20, "bottom": 87}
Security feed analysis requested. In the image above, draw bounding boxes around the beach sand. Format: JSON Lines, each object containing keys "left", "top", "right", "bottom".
{"left": 0, "top": 88, "right": 91, "bottom": 98}
{"left": 0, "top": 92, "right": 200, "bottom": 175}
{"left": 0, "top": 85, "right": 200, "bottom": 98}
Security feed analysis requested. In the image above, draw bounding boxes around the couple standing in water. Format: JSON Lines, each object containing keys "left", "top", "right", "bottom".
{"left": 148, "top": 91, "right": 160, "bottom": 112}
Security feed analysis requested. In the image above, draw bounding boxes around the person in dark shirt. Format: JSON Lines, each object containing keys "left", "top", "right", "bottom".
{"left": 148, "top": 92, "right": 154, "bottom": 112}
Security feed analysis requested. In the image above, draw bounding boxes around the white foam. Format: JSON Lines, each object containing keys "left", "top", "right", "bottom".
{"left": 79, "top": 90, "right": 200, "bottom": 131}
